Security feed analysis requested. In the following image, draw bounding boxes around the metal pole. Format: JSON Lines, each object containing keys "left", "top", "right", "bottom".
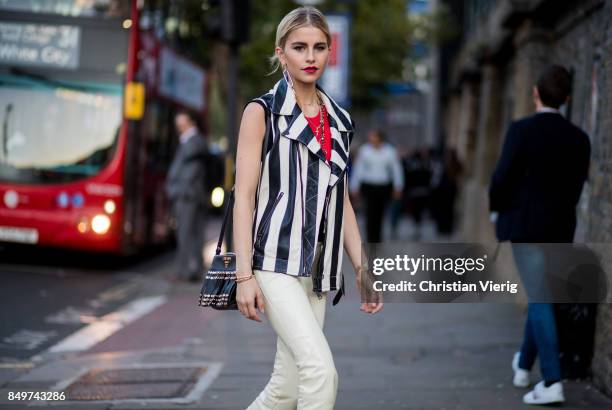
{"left": 225, "top": 0, "right": 238, "bottom": 251}
{"left": 126, "top": 0, "right": 140, "bottom": 82}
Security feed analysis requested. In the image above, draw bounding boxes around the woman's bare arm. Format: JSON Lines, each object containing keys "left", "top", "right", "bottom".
{"left": 343, "top": 185, "right": 383, "bottom": 313}
{"left": 343, "top": 184, "right": 362, "bottom": 272}
{"left": 233, "top": 102, "right": 266, "bottom": 321}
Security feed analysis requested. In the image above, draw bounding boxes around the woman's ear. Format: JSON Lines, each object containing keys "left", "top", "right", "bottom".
{"left": 275, "top": 47, "right": 285, "bottom": 66}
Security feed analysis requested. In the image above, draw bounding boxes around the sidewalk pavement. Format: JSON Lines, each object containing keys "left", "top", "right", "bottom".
{"left": 1, "top": 214, "right": 611, "bottom": 409}
{"left": 3, "top": 274, "right": 611, "bottom": 409}
{"left": 189, "top": 291, "right": 612, "bottom": 409}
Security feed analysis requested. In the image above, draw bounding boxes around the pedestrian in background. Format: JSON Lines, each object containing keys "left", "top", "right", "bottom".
{"left": 165, "top": 110, "right": 208, "bottom": 282}
{"left": 431, "top": 148, "right": 462, "bottom": 238}
{"left": 400, "top": 148, "right": 431, "bottom": 240}
{"left": 232, "top": 7, "right": 383, "bottom": 409}
{"left": 350, "top": 130, "right": 404, "bottom": 242}
{"left": 489, "top": 65, "right": 590, "bottom": 405}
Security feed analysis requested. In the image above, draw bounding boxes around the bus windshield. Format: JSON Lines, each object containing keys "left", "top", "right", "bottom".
{"left": 0, "top": 73, "right": 122, "bottom": 184}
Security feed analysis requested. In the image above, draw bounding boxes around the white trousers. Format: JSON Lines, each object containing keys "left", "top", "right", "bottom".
{"left": 247, "top": 270, "right": 338, "bottom": 410}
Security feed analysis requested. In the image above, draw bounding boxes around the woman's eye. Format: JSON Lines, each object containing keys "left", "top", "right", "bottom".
{"left": 294, "top": 46, "right": 304, "bottom": 51}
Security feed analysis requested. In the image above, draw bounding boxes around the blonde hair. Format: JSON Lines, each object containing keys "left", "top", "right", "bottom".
{"left": 268, "top": 6, "right": 332, "bottom": 75}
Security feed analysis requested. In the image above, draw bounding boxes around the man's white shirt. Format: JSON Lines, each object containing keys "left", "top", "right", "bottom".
{"left": 350, "top": 142, "right": 404, "bottom": 192}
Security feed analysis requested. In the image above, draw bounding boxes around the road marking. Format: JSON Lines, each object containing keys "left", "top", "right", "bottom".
{"left": 0, "top": 362, "right": 34, "bottom": 369}
{"left": 46, "top": 295, "right": 167, "bottom": 354}
{"left": 45, "top": 306, "right": 96, "bottom": 325}
{"left": 91, "top": 278, "right": 143, "bottom": 308}
{"left": 0, "top": 330, "right": 58, "bottom": 350}
{"left": 44, "top": 276, "right": 146, "bottom": 325}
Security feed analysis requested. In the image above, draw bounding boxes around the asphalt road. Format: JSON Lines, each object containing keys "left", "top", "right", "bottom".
{"left": 0, "top": 244, "right": 173, "bottom": 361}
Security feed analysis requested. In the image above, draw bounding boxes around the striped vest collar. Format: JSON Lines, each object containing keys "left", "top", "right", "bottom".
{"left": 270, "top": 77, "right": 353, "bottom": 186}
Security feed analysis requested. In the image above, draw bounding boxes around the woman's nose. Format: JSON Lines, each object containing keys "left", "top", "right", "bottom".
{"left": 306, "top": 48, "right": 315, "bottom": 62}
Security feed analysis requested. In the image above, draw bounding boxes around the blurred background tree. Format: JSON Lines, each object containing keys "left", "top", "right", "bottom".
{"left": 171, "top": 0, "right": 455, "bottom": 138}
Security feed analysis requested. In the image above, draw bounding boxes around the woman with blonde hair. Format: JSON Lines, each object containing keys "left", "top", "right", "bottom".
{"left": 233, "top": 6, "right": 383, "bottom": 409}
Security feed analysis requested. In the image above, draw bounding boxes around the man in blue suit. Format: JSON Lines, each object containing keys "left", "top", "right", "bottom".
{"left": 489, "top": 65, "right": 590, "bottom": 405}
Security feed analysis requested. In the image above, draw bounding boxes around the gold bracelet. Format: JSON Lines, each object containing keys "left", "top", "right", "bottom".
{"left": 235, "top": 274, "right": 254, "bottom": 283}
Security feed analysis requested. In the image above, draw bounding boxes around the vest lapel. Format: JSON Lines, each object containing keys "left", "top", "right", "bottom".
{"left": 318, "top": 84, "right": 354, "bottom": 186}
{"left": 271, "top": 77, "right": 354, "bottom": 187}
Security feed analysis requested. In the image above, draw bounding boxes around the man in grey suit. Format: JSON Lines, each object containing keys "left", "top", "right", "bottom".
{"left": 165, "top": 111, "right": 207, "bottom": 282}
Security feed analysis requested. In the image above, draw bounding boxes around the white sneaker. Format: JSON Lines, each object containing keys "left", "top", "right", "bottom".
{"left": 512, "top": 352, "right": 530, "bottom": 388}
{"left": 523, "top": 381, "right": 565, "bottom": 405}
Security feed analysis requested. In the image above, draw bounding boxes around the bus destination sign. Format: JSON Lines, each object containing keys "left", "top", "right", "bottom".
{"left": 0, "top": 21, "right": 81, "bottom": 69}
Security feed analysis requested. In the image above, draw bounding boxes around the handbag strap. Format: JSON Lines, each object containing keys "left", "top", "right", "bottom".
{"left": 215, "top": 100, "right": 271, "bottom": 255}
{"left": 215, "top": 187, "right": 234, "bottom": 255}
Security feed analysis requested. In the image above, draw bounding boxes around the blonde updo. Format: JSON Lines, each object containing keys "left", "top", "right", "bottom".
{"left": 269, "top": 6, "right": 332, "bottom": 75}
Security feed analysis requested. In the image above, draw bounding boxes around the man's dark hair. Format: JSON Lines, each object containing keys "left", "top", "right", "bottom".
{"left": 175, "top": 109, "right": 200, "bottom": 127}
{"left": 536, "top": 65, "right": 572, "bottom": 109}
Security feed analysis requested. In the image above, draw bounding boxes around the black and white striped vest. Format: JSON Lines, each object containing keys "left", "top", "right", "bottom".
{"left": 249, "top": 77, "right": 354, "bottom": 294}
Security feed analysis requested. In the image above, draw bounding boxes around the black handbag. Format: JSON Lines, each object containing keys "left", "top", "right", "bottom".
{"left": 197, "top": 188, "right": 238, "bottom": 310}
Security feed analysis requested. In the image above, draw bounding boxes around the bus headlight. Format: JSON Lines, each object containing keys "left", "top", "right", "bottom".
{"left": 91, "top": 214, "right": 111, "bottom": 235}
{"left": 211, "top": 187, "right": 224, "bottom": 208}
{"left": 104, "top": 199, "right": 116, "bottom": 214}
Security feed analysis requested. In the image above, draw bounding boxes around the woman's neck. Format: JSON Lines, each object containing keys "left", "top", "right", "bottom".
{"left": 292, "top": 80, "right": 318, "bottom": 107}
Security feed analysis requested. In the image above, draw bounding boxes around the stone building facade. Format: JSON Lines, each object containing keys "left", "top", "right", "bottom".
{"left": 441, "top": 0, "right": 611, "bottom": 396}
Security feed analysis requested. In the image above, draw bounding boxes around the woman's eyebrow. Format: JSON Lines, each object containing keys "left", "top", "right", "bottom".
{"left": 290, "top": 41, "right": 327, "bottom": 46}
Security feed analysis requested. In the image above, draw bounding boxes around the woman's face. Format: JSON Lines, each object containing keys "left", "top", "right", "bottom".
{"left": 276, "top": 26, "right": 330, "bottom": 86}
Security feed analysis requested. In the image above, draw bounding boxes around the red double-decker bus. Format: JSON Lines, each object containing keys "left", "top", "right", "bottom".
{"left": 0, "top": 0, "right": 211, "bottom": 254}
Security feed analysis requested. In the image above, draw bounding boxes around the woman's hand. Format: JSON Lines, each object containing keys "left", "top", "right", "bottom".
{"left": 236, "top": 277, "right": 266, "bottom": 322}
{"left": 356, "top": 271, "right": 383, "bottom": 314}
